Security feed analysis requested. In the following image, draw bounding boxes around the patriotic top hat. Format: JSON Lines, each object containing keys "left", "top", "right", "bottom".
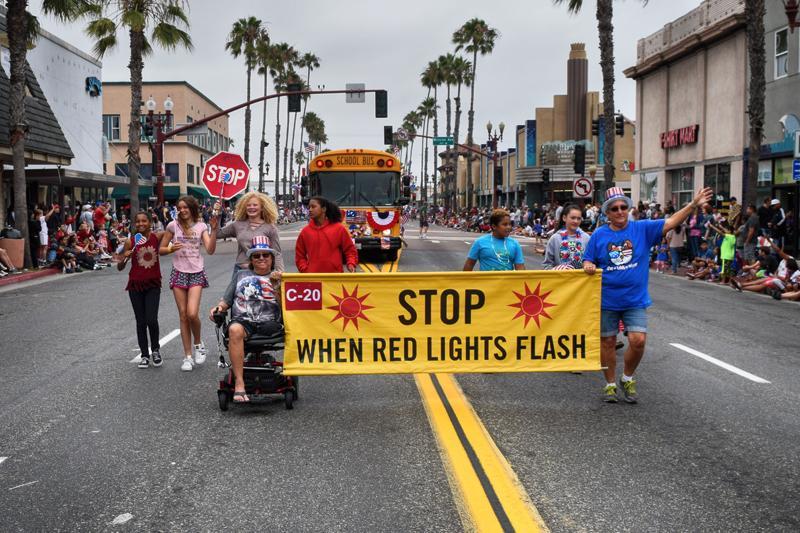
{"left": 601, "top": 186, "right": 633, "bottom": 213}
{"left": 246, "top": 235, "right": 275, "bottom": 258}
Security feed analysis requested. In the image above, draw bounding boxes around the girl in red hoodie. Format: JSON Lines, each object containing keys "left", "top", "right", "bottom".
{"left": 296, "top": 197, "right": 358, "bottom": 273}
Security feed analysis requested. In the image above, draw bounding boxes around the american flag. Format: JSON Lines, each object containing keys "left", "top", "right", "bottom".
{"left": 400, "top": 211, "right": 410, "bottom": 225}
{"left": 304, "top": 142, "right": 316, "bottom": 153}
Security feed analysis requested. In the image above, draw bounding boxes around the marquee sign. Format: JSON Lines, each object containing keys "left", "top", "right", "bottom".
{"left": 661, "top": 124, "right": 699, "bottom": 149}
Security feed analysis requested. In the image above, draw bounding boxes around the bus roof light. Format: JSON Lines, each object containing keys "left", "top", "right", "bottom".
{"left": 377, "top": 159, "right": 385, "bottom": 168}
{"left": 324, "top": 159, "right": 333, "bottom": 168}
{"left": 386, "top": 159, "right": 395, "bottom": 167}
{"left": 315, "top": 160, "right": 324, "bottom": 168}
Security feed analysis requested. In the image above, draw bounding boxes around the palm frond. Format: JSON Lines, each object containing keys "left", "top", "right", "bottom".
{"left": 85, "top": 17, "right": 116, "bottom": 40}
{"left": 92, "top": 34, "right": 118, "bottom": 58}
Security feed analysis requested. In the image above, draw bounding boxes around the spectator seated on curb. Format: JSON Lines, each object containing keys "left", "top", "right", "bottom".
{"left": 686, "top": 240, "right": 712, "bottom": 277}
{"left": 732, "top": 258, "right": 797, "bottom": 296}
{"left": 0, "top": 246, "right": 21, "bottom": 277}
{"left": 775, "top": 270, "right": 800, "bottom": 301}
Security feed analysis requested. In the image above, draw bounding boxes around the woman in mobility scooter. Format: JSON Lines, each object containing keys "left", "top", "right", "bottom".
{"left": 209, "top": 236, "right": 295, "bottom": 407}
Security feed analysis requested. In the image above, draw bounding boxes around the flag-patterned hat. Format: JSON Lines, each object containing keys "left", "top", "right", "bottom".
{"left": 601, "top": 186, "right": 633, "bottom": 213}
{"left": 246, "top": 235, "right": 275, "bottom": 258}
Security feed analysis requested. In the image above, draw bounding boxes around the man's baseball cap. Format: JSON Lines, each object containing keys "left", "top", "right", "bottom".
{"left": 771, "top": 198, "right": 781, "bottom": 206}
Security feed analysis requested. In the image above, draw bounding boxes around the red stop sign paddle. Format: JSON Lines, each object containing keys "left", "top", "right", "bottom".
{"left": 201, "top": 151, "right": 250, "bottom": 200}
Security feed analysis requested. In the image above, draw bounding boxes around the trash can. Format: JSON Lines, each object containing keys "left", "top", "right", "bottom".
{"left": 0, "top": 233, "right": 25, "bottom": 270}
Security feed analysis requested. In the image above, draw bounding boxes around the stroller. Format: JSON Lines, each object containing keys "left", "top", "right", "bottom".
{"left": 213, "top": 311, "right": 299, "bottom": 411}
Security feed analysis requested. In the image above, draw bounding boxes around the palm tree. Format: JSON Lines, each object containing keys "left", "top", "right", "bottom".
{"left": 745, "top": 0, "right": 765, "bottom": 206}
{"left": 451, "top": 55, "right": 472, "bottom": 208}
{"left": 296, "top": 52, "right": 320, "bottom": 179}
{"left": 268, "top": 42, "right": 298, "bottom": 201}
{"left": 6, "top": 0, "right": 82, "bottom": 267}
{"left": 288, "top": 77, "right": 309, "bottom": 207}
{"left": 282, "top": 69, "right": 301, "bottom": 201}
{"left": 82, "top": 0, "right": 191, "bottom": 216}
{"left": 255, "top": 34, "right": 274, "bottom": 192}
{"left": 453, "top": 18, "right": 498, "bottom": 209}
{"left": 417, "top": 97, "right": 437, "bottom": 203}
{"left": 421, "top": 60, "right": 443, "bottom": 205}
{"left": 225, "top": 17, "right": 264, "bottom": 167}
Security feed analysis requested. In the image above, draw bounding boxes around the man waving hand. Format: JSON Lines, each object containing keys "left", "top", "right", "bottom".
{"left": 583, "top": 186, "right": 713, "bottom": 403}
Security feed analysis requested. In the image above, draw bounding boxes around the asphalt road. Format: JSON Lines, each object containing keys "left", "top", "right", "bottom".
{"left": 1, "top": 220, "right": 797, "bottom": 532}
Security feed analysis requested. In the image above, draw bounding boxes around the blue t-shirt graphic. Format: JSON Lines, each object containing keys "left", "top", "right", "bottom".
{"left": 584, "top": 219, "right": 665, "bottom": 310}
{"left": 468, "top": 234, "right": 525, "bottom": 271}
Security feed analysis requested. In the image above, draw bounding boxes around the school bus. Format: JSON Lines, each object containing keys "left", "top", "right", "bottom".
{"left": 303, "top": 148, "right": 410, "bottom": 262}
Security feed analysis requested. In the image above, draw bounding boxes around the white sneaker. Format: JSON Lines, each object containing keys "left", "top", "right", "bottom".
{"left": 180, "top": 356, "right": 194, "bottom": 371}
{"left": 193, "top": 342, "right": 207, "bottom": 365}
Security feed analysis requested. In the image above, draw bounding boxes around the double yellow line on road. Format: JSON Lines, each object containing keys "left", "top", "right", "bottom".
{"left": 416, "top": 374, "right": 548, "bottom": 532}
{"left": 358, "top": 249, "right": 546, "bottom": 531}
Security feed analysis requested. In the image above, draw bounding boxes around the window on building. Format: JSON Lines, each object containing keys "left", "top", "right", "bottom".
{"left": 669, "top": 168, "right": 694, "bottom": 208}
{"left": 116, "top": 163, "right": 153, "bottom": 179}
{"left": 640, "top": 172, "right": 658, "bottom": 204}
{"left": 103, "top": 115, "right": 120, "bottom": 141}
{"left": 775, "top": 27, "right": 789, "bottom": 79}
{"left": 187, "top": 163, "right": 195, "bottom": 184}
{"left": 774, "top": 158, "right": 795, "bottom": 185}
{"left": 165, "top": 163, "right": 179, "bottom": 183}
{"left": 703, "top": 163, "right": 731, "bottom": 207}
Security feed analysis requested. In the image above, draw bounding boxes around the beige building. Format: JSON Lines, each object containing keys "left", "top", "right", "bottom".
{"left": 103, "top": 81, "right": 232, "bottom": 203}
{"left": 624, "top": 0, "right": 747, "bottom": 209}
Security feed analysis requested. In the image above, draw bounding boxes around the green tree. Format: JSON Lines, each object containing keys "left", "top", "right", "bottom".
{"left": 267, "top": 42, "right": 298, "bottom": 200}
{"left": 451, "top": 55, "right": 471, "bottom": 208}
{"left": 453, "top": 18, "right": 498, "bottom": 209}
{"left": 255, "top": 32, "right": 274, "bottom": 192}
{"left": 744, "top": 0, "right": 765, "bottom": 206}
{"left": 421, "top": 60, "right": 443, "bottom": 205}
{"left": 83, "top": 0, "right": 192, "bottom": 215}
{"left": 417, "top": 96, "right": 437, "bottom": 204}
{"left": 225, "top": 16, "right": 264, "bottom": 167}
{"left": 6, "top": 0, "right": 83, "bottom": 267}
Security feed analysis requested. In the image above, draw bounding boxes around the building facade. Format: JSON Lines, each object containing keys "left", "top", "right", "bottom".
{"left": 103, "top": 81, "right": 232, "bottom": 203}
{"left": 625, "top": 0, "right": 748, "bottom": 211}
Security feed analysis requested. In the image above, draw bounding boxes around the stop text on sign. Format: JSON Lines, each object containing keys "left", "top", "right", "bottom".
{"left": 660, "top": 124, "right": 699, "bottom": 149}
{"left": 205, "top": 164, "right": 247, "bottom": 185}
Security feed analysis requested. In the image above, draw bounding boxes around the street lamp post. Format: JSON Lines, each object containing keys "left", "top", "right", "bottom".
{"left": 146, "top": 95, "right": 173, "bottom": 206}
{"left": 486, "top": 120, "right": 505, "bottom": 209}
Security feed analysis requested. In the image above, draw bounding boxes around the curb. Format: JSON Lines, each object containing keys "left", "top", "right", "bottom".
{"left": 0, "top": 267, "right": 59, "bottom": 288}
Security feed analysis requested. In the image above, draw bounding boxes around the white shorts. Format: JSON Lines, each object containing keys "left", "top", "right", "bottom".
{"left": 39, "top": 231, "right": 48, "bottom": 245}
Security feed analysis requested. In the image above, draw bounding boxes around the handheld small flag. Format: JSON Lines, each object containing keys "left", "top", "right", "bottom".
{"left": 133, "top": 233, "right": 147, "bottom": 248}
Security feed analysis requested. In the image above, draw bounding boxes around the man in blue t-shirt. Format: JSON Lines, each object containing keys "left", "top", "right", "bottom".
{"left": 583, "top": 186, "right": 713, "bottom": 403}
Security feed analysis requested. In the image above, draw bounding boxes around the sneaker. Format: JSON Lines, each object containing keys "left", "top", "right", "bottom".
{"left": 619, "top": 378, "right": 638, "bottom": 404}
{"left": 193, "top": 342, "right": 207, "bottom": 365}
{"left": 180, "top": 356, "right": 194, "bottom": 372}
{"left": 603, "top": 384, "right": 619, "bottom": 403}
{"left": 138, "top": 357, "right": 150, "bottom": 369}
{"left": 615, "top": 340, "right": 625, "bottom": 350}
{"left": 151, "top": 351, "right": 162, "bottom": 367}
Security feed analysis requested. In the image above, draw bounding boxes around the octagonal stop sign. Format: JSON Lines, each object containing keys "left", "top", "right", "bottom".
{"left": 201, "top": 151, "right": 250, "bottom": 200}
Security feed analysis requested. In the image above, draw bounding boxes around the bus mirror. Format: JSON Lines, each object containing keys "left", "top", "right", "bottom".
{"left": 301, "top": 194, "right": 310, "bottom": 206}
{"left": 301, "top": 176, "right": 308, "bottom": 188}
{"left": 402, "top": 175, "right": 411, "bottom": 187}
{"left": 398, "top": 196, "right": 410, "bottom": 206}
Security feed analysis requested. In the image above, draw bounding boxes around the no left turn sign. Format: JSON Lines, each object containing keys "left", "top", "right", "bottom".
{"left": 573, "top": 177, "right": 593, "bottom": 198}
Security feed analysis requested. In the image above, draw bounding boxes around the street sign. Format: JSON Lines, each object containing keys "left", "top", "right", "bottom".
{"left": 345, "top": 83, "right": 365, "bottom": 103}
{"left": 395, "top": 128, "right": 409, "bottom": 141}
{"left": 201, "top": 151, "right": 250, "bottom": 200}
{"left": 174, "top": 123, "right": 208, "bottom": 137}
{"left": 793, "top": 159, "right": 800, "bottom": 182}
{"left": 573, "top": 177, "right": 593, "bottom": 198}
{"left": 433, "top": 136, "right": 454, "bottom": 146}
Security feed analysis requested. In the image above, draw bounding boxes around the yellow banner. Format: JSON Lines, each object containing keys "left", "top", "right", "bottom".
{"left": 281, "top": 270, "right": 601, "bottom": 375}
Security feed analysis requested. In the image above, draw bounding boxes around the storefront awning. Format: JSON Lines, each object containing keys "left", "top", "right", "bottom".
{"left": 111, "top": 186, "right": 154, "bottom": 199}
{"left": 187, "top": 186, "right": 212, "bottom": 200}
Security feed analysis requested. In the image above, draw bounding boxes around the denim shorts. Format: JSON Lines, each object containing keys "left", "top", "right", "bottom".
{"left": 600, "top": 307, "right": 648, "bottom": 337}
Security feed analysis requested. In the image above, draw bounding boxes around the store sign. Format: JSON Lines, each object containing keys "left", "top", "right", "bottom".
{"left": 660, "top": 125, "right": 699, "bottom": 149}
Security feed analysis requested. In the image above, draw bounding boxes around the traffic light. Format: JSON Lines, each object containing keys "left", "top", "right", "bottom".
{"left": 591, "top": 118, "right": 600, "bottom": 137}
{"left": 542, "top": 168, "right": 550, "bottom": 184}
{"left": 143, "top": 122, "right": 154, "bottom": 138}
{"left": 574, "top": 144, "right": 586, "bottom": 175}
{"left": 615, "top": 113, "right": 624, "bottom": 136}
{"left": 288, "top": 83, "right": 302, "bottom": 113}
{"left": 401, "top": 175, "right": 411, "bottom": 199}
{"left": 494, "top": 166, "right": 503, "bottom": 187}
{"left": 383, "top": 126, "right": 393, "bottom": 145}
{"left": 375, "top": 90, "right": 388, "bottom": 118}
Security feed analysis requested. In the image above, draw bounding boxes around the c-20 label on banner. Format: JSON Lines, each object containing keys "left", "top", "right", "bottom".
{"left": 281, "top": 271, "right": 602, "bottom": 375}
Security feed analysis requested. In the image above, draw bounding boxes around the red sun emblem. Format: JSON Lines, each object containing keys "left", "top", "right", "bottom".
{"left": 327, "top": 285, "right": 374, "bottom": 330}
{"left": 508, "top": 282, "right": 556, "bottom": 328}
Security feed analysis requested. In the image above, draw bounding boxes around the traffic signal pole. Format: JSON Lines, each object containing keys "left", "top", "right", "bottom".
{"left": 153, "top": 88, "right": 386, "bottom": 205}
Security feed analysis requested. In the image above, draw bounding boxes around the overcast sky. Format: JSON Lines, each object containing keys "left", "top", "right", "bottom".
{"left": 32, "top": 0, "right": 701, "bottom": 181}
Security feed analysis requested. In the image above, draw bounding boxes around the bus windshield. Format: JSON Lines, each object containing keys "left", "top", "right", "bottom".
{"left": 315, "top": 171, "right": 400, "bottom": 206}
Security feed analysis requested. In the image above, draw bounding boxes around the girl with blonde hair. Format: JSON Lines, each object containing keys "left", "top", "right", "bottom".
{"left": 212, "top": 191, "right": 285, "bottom": 275}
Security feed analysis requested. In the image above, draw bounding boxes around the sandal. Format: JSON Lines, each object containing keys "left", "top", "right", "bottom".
{"left": 233, "top": 391, "right": 250, "bottom": 403}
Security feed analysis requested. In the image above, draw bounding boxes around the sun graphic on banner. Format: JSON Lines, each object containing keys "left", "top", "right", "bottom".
{"left": 508, "top": 282, "right": 556, "bottom": 328}
{"left": 327, "top": 285, "right": 374, "bottom": 331}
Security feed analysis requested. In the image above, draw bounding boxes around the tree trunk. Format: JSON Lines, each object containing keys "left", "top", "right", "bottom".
{"left": 445, "top": 85, "right": 452, "bottom": 208}
{"left": 283, "top": 104, "right": 290, "bottom": 201}
{"left": 466, "top": 52, "right": 477, "bottom": 212}
{"left": 453, "top": 85, "right": 463, "bottom": 208}
{"left": 433, "top": 86, "right": 439, "bottom": 207}
{"left": 244, "top": 65, "right": 252, "bottom": 166}
{"left": 128, "top": 28, "right": 146, "bottom": 217}
{"left": 597, "top": 0, "right": 615, "bottom": 191}
{"left": 289, "top": 109, "right": 299, "bottom": 207}
{"left": 258, "top": 73, "right": 268, "bottom": 192}
{"left": 7, "top": 0, "right": 31, "bottom": 267}
{"left": 274, "top": 99, "right": 281, "bottom": 200}
{"left": 297, "top": 66, "right": 312, "bottom": 180}
{"left": 745, "top": 0, "right": 765, "bottom": 206}
{"left": 0, "top": 160, "right": 6, "bottom": 228}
